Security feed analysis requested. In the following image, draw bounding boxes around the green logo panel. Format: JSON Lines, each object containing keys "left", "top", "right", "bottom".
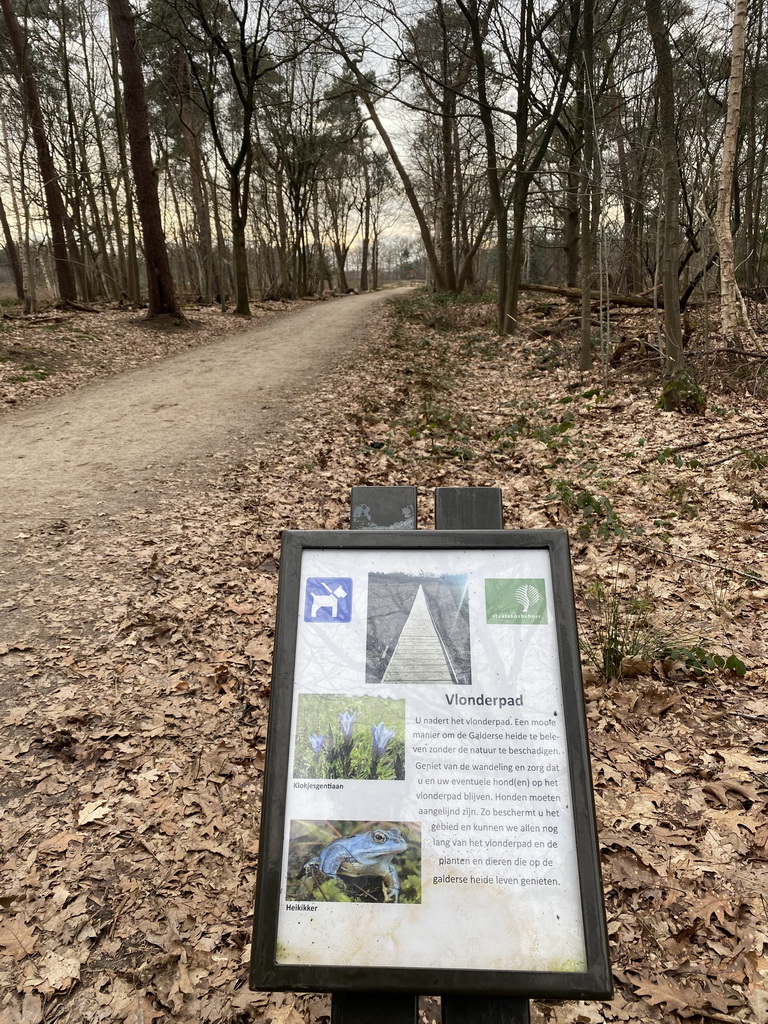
{"left": 485, "top": 578, "right": 548, "bottom": 625}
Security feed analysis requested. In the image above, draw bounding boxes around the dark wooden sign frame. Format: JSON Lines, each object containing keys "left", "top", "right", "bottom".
{"left": 250, "top": 527, "right": 611, "bottom": 1000}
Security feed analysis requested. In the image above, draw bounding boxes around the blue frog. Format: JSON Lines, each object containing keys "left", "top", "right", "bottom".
{"left": 305, "top": 827, "right": 408, "bottom": 903}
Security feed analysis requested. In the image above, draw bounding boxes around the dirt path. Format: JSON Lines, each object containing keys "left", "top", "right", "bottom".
{"left": 0, "top": 290, "right": 406, "bottom": 542}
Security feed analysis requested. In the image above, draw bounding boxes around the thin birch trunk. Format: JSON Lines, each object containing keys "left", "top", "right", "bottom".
{"left": 715, "top": 0, "right": 762, "bottom": 350}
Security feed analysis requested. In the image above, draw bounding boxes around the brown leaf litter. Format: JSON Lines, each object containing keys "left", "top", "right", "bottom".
{"left": 1, "top": 293, "right": 767, "bottom": 1024}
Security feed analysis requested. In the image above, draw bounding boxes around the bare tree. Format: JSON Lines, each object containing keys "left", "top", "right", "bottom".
{"left": 715, "top": 0, "right": 761, "bottom": 349}
{"left": 455, "top": 0, "right": 505, "bottom": 325}
{"left": 504, "top": 0, "right": 581, "bottom": 330}
{"left": 152, "top": 0, "right": 294, "bottom": 316}
{"left": 0, "top": 0, "right": 78, "bottom": 304}
{"left": 108, "top": 0, "right": 185, "bottom": 318}
{"left": 0, "top": 190, "right": 24, "bottom": 300}
{"left": 304, "top": 2, "right": 484, "bottom": 293}
{"left": 644, "top": 0, "right": 683, "bottom": 398}
{"left": 741, "top": 0, "right": 768, "bottom": 292}
{"left": 578, "top": 0, "right": 595, "bottom": 370}
{"left": 400, "top": 2, "right": 476, "bottom": 293}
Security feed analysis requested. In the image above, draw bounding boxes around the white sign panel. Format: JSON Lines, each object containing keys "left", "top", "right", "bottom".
{"left": 274, "top": 546, "right": 587, "bottom": 973}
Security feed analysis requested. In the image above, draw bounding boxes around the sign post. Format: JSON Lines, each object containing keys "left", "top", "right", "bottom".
{"left": 434, "top": 488, "right": 529, "bottom": 1024}
{"left": 250, "top": 487, "right": 611, "bottom": 1022}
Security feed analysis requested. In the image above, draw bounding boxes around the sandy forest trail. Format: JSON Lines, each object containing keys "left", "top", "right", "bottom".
{"left": 0, "top": 289, "right": 407, "bottom": 544}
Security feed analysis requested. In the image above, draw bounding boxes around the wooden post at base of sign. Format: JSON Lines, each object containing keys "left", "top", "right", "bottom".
{"left": 434, "top": 486, "right": 504, "bottom": 532}
{"left": 331, "top": 485, "right": 530, "bottom": 1024}
{"left": 331, "top": 992, "right": 418, "bottom": 1024}
{"left": 435, "top": 488, "right": 531, "bottom": 1024}
{"left": 329, "top": 487, "right": 422, "bottom": 1024}
{"left": 442, "top": 994, "right": 530, "bottom": 1024}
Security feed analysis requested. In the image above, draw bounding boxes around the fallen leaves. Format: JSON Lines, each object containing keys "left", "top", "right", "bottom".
{"left": 702, "top": 778, "right": 758, "bottom": 805}
{"left": 37, "top": 831, "right": 84, "bottom": 853}
{"left": 1, "top": 295, "right": 767, "bottom": 1024}
{"left": 77, "top": 802, "right": 112, "bottom": 826}
{"left": 0, "top": 918, "right": 37, "bottom": 961}
{"left": 629, "top": 976, "right": 692, "bottom": 1013}
{"left": 33, "top": 951, "right": 82, "bottom": 994}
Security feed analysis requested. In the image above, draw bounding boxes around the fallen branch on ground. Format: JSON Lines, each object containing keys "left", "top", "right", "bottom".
{"left": 519, "top": 281, "right": 656, "bottom": 308}
{"left": 641, "top": 426, "right": 768, "bottom": 463}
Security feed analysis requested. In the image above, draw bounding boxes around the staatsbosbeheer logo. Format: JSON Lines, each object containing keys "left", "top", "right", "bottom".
{"left": 484, "top": 578, "right": 548, "bottom": 625}
{"left": 303, "top": 578, "right": 353, "bottom": 623}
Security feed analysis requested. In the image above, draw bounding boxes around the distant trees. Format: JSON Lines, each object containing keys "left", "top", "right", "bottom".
{"left": 0, "top": 0, "right": 766, "bottom": 361}
{"left": 149, "top": 0, "right": 288, "bottom": 315}
{"left": 0, "top": 0, "right": 78, "bottom": 305}
{"left": 0, "top": 0, "right": 400, "bottom": 310}
{"left": 401, "top": 2, "right": 477, "bottom": 294}
{"left": 494, "top": 0, "right": 581, "bottom": 330}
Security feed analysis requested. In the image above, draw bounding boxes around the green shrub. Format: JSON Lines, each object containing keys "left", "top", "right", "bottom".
{"left": 548, "top": 480, "right": 624, "bottom": 539}
{"left": 658, "top": 370, "right": 707, "bottom": 413}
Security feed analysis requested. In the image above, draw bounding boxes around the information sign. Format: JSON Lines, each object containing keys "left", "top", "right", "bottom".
{"left": 250, "top": 530, "right": 611, "bottom": 998}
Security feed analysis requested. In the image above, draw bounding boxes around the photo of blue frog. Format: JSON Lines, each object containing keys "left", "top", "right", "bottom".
{"left": 286, "top": 819, "right": 421, "bottom": 904}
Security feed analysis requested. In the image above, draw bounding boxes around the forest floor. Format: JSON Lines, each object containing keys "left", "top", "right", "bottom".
{"left": 0, "top": 289, "right": 767, "bottom": 1024}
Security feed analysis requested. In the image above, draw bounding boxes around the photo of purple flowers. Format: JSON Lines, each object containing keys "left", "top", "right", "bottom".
{"left": 293, "top": 695, "right": 406, "bottom": 781}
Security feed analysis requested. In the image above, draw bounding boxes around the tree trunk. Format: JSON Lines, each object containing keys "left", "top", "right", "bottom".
{"left": 742, "top": 0, "right": 767, "bottom": 293}
{"left": 204, "top": 155, "right": 232, "bottom": 305}
{"left": 644, "top": 0, "right": 684, "bottom": 389}
{"left": 614, "top": 118, "right": 635, "bottom": 293}
{"left": 504, "top": 172, "right": 534, "bottom": 330}
{"left": 563, "top": 142, "right": 580, "bottom": 288}
{"left": 108, "top": 0, "right": 185, "bottom": 320}
{"left": 310, "top": 185, "right": 323, "bottom": 297}
{"left": 456, "top": 0, "right": 508, "bottom": 326}
{"left": 231, "top": 170, "right": 252, "bottom": 316}
{"left": 274, "top": 169, "right": 292, "bottom": 298}
{"left": 227, "top": 173, "right": 255, "bottom": 309}
{"left": 0, "top": 191, "right": 24, "bottom": 301}
{"left": 519, "top": 281, "right": 655, "bottom": 306}
{"left": 371, "top": 234, "right": 379, "bottom": 290}
{"left": 715, "top": 0, "right": 748, "bottom": 343}
{"left": 0, "top": 108, "right": 26, "bottom": 303}
{"left": 503, "top": 0, "right": 580, "bottom": 332}
{"left": 359, "top": 137, "right": 371, "bottom": 292}
{"left": 579, "top": 0, "right": 595, "bottom": 371}
{"left": 439, "top": 96, "right": 458, "bottom": 292}
{"left": 57, "top": 7, "right": 90, "bottom": 300}
{"left": 454, "top": 119, "right": 474, "bottom": 288}
{"left": 109, "top": 19, "right": 140, "bottom": 302}
{"left": 176, "top": 50, "right": 215, "bottom": 304}
{"left": 0, "top": 0, "right": 77, "bottom": 304}
{"left": 168, "top": 167, "right": 197, "bottom": 296}
{"left": 334, "top": 242, "right": 349, "bottom": 293}
{"left": 347, "top": 62, "right": 447, "bottom": 291}
{"left": 2, "top": 106, "right": 36, "bottom": 311}
{"left": 78, "top": 0, "right": 121, "bottom": 301}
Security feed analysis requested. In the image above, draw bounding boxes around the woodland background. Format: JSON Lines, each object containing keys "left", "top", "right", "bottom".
{"left": 1, "top": 0, "right": 768, "bottom": 360}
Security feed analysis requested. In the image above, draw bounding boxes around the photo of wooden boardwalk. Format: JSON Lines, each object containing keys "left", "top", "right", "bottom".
{"left": 380, "top": 586, "right": 457, "bottom": 684}
{"left": 366, "top": 571, "right": 472, "bottom": 686}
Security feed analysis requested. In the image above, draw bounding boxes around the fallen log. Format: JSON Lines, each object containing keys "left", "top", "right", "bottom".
{"left": 519, "top": 282, "right": 656, "bottom": 308}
